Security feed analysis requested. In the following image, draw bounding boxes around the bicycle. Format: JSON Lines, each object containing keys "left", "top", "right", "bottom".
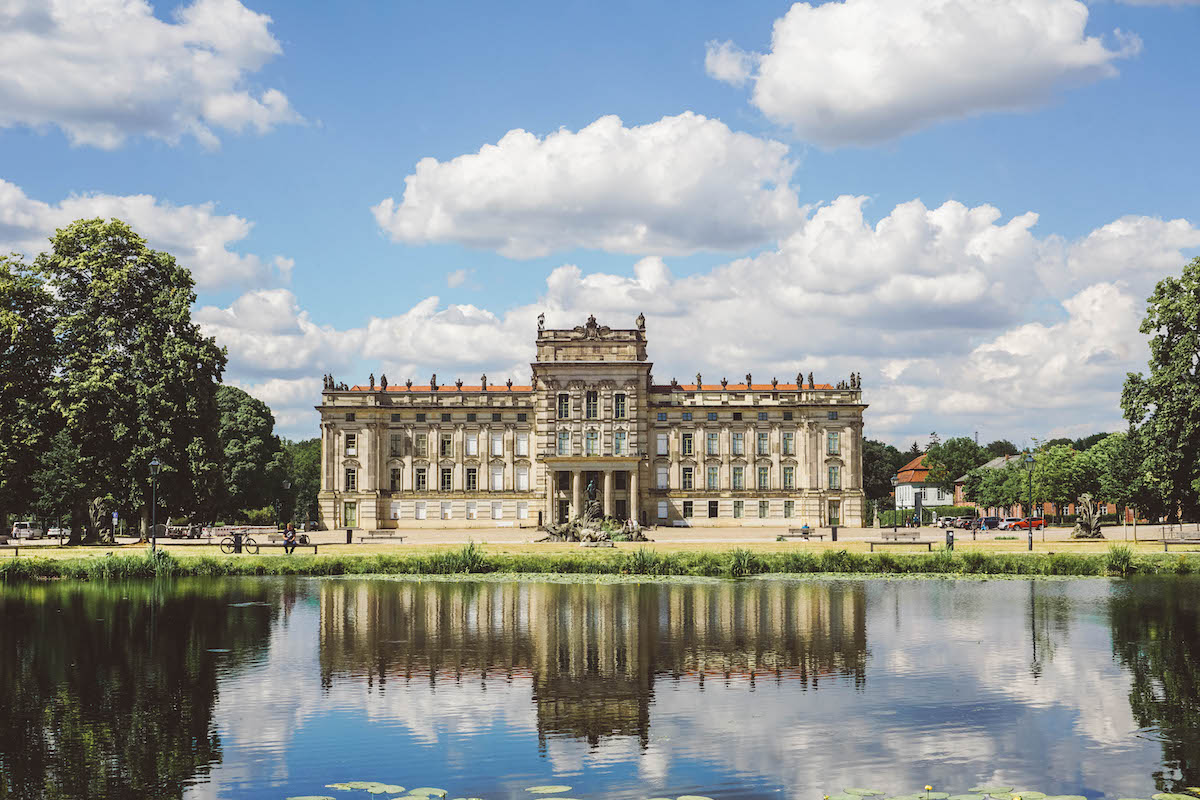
{"left": 219, "top": 535, "right": 259, "bottom": 555}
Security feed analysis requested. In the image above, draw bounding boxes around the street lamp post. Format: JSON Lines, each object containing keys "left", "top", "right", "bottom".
{"left": 1024, "top": 452, "right": 1035, "bottom": 552}
{"left": 278, "top": 480, "right": 291, "bottom": 528}
{"left": 149, "top": 458, "right": 161, "bottom": 552}
{"left": 890, "top": 474, "right": 899, "bottom": 532}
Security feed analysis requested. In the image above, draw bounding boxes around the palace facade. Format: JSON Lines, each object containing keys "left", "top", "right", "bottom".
{"left": 317, "top": 315, "right": 866, "bottom": 530}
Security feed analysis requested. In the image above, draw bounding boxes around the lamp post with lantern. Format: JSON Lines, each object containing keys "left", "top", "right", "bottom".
{"left": 1024, "top": 452, "right": 1035, "bottom": 552}
{"left": 890, "top": 474, "right": 899, "bottom": 532}
{"left": 149, "top": 458, "right": 161, "bottom": 552}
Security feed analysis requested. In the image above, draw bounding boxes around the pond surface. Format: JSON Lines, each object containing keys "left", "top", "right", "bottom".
{"left": 0, "top": 575, "right": 1197, "bottom": 800}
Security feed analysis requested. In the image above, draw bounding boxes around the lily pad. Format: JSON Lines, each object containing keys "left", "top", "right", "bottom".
{"left": 1153, "top": 795, "right": 1196, "bottom": 800}
{"left": 971, "top": 789, "right": 1014, "bottom": 796}
{"left": 846, "top": 791, "right": 884, "bottom": 797}
{"left": 1014, "top": 792, "right": 1046, "bottom": 799}
{"left": 409, "top": 790, "right": 448, "bottom": 799}
{"left": 527, "top": 787, "right": 573, "bottom": 795}
{"left": 949, "top": 794, "right": 985, "bottom": 800}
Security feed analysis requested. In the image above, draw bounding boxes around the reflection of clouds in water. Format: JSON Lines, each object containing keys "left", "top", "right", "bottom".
{"left": 189, "top": 579, "right": 1162, "bottom": 800}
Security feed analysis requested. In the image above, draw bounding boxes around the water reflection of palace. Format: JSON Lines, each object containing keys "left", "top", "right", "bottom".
{"left": 318, "top": 580, "right": 867, "bottom": 746}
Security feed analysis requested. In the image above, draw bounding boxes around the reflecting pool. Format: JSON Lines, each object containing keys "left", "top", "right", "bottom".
{"left": 0, "top": 576, "right": 1197, "bottom": 800}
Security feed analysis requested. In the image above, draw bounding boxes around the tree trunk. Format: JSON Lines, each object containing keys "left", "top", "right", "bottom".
{"left": 140, "top": 505, "right": 150, "bottom": 543}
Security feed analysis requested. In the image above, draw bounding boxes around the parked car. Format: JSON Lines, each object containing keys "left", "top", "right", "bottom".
{"left": 11, "top": 521, "right": 44, "bottom": 539}
{"left": 998, "top": 517, "right": 1023, "bottom": 530}
{"left": 954, "top": 516, "right": 974, "bottom": 528}
{"left": 979, "top": 516, "right": 1001, "bottom": 530}
{"left": 1011, "top": 517, "right": 1046, "bottom": 530}
{"left": 937, "top": 516, "right": 956, "bottom": 528}
{"left": 47, "top": 527, "right": 72, "bottom": 539}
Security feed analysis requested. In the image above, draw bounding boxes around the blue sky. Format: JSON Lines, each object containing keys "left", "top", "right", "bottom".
{"left": 2, "top": 0, "right": 1198, "bottom": 444}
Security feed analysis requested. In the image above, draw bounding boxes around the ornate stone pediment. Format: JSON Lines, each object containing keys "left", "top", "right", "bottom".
{"left": 570, "top": 314, "right": 612, "bottom": 340}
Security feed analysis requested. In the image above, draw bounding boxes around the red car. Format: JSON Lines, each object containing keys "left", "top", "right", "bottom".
{"left": 1011, "top": 518, "right": 1046, "bottom": 530}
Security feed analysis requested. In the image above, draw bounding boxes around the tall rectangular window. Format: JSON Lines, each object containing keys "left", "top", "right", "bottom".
{"left": 344, "top": 467, "right": 357, "bottom": 491}
{"left": 707, "top": 432, "right": 719, "bottom": 455}
{"left": 585, "top": 429, "right": 598, "bottom": 455}
{"left": 783, "top": 465, "right": 795, "bottom": 490}
{"left": 466, "top": 433, "right": 478, "bottom": 456}
{"left": 708, "top": 500, "right": 719, "bottom": 518}
{"left": 466, "top": 467, "right": 477, "bottom": 491}
{"left": 466, "top": 501, "right": 477, "bottom": 520}
{"left": 491, "top": 467, "right": 504, "bottom": 491}
{"left": 415, "top": 468, "right": 427, "bottom": 491}
{"left": 517, "top": 502, "right": 529, "bottom": 519}
{"left": 585, "top": 390, "right": 598, "bottom": 419}
{"left": 682, "top": 466, "right": 694, "bottom": 490}
{"left": 390, "top": 467, "right": 402, "bottom": 491}
{"left": 614, "top": 393, "right": 626, "bottom": 419}
{"left": 828, "top": 465, "right": 841, "bottom": 489}
{"left": 682, "top": 433, "right": 694, "bottom": 456}
{"left": 557, "top": 430, "right": 570, "bottom": 455}
{"left": 828, "top": 500, "right": 841, "bottom": 525}
{"left": 415, "top": 433, "right": 427, "bottom": 457}
{"left": 345, "top": 433, "right": 357, "bottom": 457}
{"left": 557, "top": 393, "right": 570, "bottom": 419}
{"left": 390, "top": 434, "right": 403, "bottom": 456}
{"left": 491, "top": 501, "right": 503, "bottom": 519}
{"left": 657, "top": 501, "right": 668, "bottom": 519}
{"left": 656, "top": 466, "right": 669, "bottom": 489}
{"left": 492, "top": 432, "right": 504, "bottom": 456}
{"left": 517, "top": 466, "right": 529, "bottom": 491}
{"left": 657, "top": 433, "right": 668, "bottom": 455}
{"left": 440, "top": 468, "right": 452, "bottom": 492}
{"left": 759, "top": 500, "right": 770, "bottom": 518}
{"left": 440, "top": 433, "right": 452, "bottom": 458}
{"left": 732, "top": 466, "right": 744, "bottom": 490}
{"left": 758, "top": 465, "right": 770, "bottom": 490}
{"left": 733, "top": 500, "right": 744, "bottom": 519}
{"left": 784, "top": 500, "right": 794, "bottom": 518}
{"left": 441, "top": 502, "right": 452, "bottom": 520}
{"left": 682, "top": 500, "right": 693, "bottom": 518}
{"left": 732, "top": 432, "right": 744, "bottom": 455}
{"left": 827, "top": 431, "right": 840, "bottom": 455}
{"left": 415, "top": 501, "right": 427, "bottom": 520}
{"left": 757, "top": 432, "right": 769, "bottom": 455}
{"left": 782, "top": 432, "right": 794, "bottom": 455}
{"left": 614, "top": 430, "right": 627, "bottom": 455}
{"left": 516, "top": 432, "right": 529, "bottom": 456}
{"left": 707, "top": 465, "right": 719, "bottom": 490}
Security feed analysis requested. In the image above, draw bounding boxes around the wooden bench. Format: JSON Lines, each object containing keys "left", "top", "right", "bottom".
{"left": 359, "top": 533, "right": 405, "bottom": 543}
{"left": 867, "top": 539, "right": 934, "bottom": 552}
{"left": 0, "top": 544, "right": 24, "bottom": 556}
{"left": 254, "top": 542, "right": 322, "bottom": 554}
{"left": 780, "top": 528, "right": 826, "bottom": 540}
{"left": 881, "top": 530, "right": 921, "bottom": 541}
{"left": 1163, "top": 539, "right": 1200, "bottom": 551}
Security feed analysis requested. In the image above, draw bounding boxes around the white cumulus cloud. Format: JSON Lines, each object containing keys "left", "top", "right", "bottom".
{"left": 372, "top": 112, "right": 803, "bottom": 258}
{"left": 0, "top": 178, "right": 291, "bottom": 289}
{"left": 0, "top": 0, "right": 301, "bottom": 149}
{"left": 707, "top": 0, "right": 1140, "bottom": 146}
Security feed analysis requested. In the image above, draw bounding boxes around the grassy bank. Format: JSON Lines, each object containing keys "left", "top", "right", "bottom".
{"left": 0, "top": 543, "right": 1196, "bottom": 582}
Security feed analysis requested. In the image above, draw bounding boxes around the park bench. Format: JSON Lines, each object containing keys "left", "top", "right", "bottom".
{"left": 358, "top": 532, "right": 406, "bottom": 543}
{"left": 781, "top": 528, "right": 826, "bottom": 540}
{"left": 1162, "top": 529, "right": 1200, "bottom": 551}
{"left": 881, "top": 530, "right": 921, "bottom": 541}
{"left": 0, "top": 544, "right": 24, "bottom": 557}
{"left": 255, "top": 542, "right": 322, "bottom": 554}
{"left": 867, "top": 539, "right": 934, "bottom": 552}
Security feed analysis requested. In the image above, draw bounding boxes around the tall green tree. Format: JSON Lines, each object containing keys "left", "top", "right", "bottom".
{"left": 1033, "top": 444, "right": 1082, "bottom": 516}
{"left": 0, "top": 255, "right": 56, "bottom": 530}
{"left": 216, "top": 385, "right": 285, "bottom": 520}
{"left": 37, "top": 219, "right": 226, "bottom": 541}
{"left": 862, "top": 438, "right": 904, "bottom": 505}
{"left": 985, "top": 439, "right": 1020, "bottom": 458}
{"left": 924, "top": 436, "right": 989, "bottom": 494}
{"left": 1123, "top": 256, "right": 1200, "bottom": 521}
{"left": 283, "top": 437, "right": 321, "bottom": 524}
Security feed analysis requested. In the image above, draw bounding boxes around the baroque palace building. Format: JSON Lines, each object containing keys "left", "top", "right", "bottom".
{"left": 317, "top": 314, "right": 866, "bottom": 530}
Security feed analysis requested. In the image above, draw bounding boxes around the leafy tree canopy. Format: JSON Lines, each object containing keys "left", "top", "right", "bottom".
{"left": 924, "top": 437, "right": 989, "bottom": 493}
{"left": 862, "top": 438, "right": 905, "bottom": 503}
{"left": 217, "top": 385, "right": 285, "bottom": 521}
{"left": 986, "top": 439, "right": 1020, "bottom": 457}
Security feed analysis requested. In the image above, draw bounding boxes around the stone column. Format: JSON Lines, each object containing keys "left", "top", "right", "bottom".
{"left": 545, "top": 468, "right": 555, "bottom": 523}
{"left": 321, "top": 422, "right": 332, "bottom": 491}
{"left": 720, "top": 424, "right": 731, "bottom": 488}
{"left": 771, "top": 423, "right": 782, "bottom": 490}
{"left": 603, "top": 469, "right": 614, "bottom": 516}
{"left": 572, "top": 469, "right": 582, "bottom": 518}
{"left": 453, "top": 423, "right": 465, "bottom": 490}
{"left": 669, "top": 424, "right": 681, "bottom": 489}
{"left": 479, "top": 425, "right": 489, "bottom": 493}
{"left": 630, "top": 468, "right": 640, "bottom": 524}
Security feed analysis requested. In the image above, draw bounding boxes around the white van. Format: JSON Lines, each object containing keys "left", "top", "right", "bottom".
{"left": 11, "top": 521, "right": 44, "bottom": 539}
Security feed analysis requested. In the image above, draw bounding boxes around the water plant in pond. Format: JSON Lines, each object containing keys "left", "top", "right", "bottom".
{"left": 526, "top": 787, "right": 572, "bottom": 794}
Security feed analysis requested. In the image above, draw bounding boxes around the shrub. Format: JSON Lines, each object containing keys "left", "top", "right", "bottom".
{"left": 1105, "top": 544, "right": 1135, "bottom": 576}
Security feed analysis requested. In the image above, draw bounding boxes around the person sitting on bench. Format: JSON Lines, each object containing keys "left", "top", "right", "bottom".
{"left": 283, "top": 523, "right": 297, "bottom": 554}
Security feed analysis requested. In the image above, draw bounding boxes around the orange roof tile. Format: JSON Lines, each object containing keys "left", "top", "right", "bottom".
{"left": 896, "top": 454, "right": 930, "bottom": 484}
